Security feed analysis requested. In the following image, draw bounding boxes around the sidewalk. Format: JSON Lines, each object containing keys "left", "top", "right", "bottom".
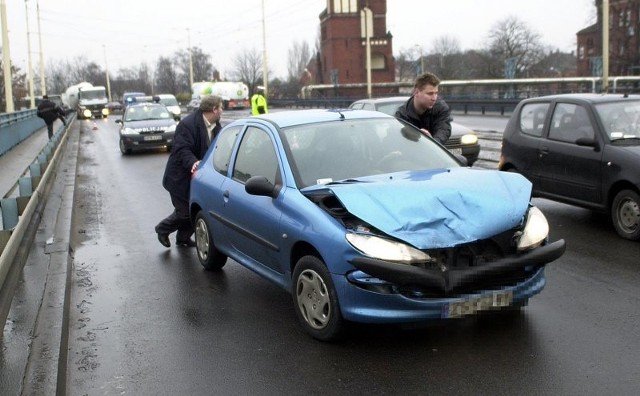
{"left": 0, "top": 122, "right": 54, "bottom": 199}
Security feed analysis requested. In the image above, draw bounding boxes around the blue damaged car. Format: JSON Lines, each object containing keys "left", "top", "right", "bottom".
{"left": 189, "top": 109, "right": 566, "bottom": 341}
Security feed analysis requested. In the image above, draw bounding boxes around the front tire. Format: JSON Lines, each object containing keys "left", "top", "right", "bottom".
{"left": 119, "top": 139, "right": 131, "bottom": 155}
{"left": 292, "top": 255, "right": 345, "bottom": 341}
{"left": 195, "top": 211, "right": 227, "bottom": 270}
{"left": 611, "top": 189, "right": 640, "bottom": 240}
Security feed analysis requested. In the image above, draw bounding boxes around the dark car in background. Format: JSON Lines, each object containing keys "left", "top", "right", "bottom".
{"left": 349, "top": 96, "right": 481, "bottom": 165}
{"left": 499, "top": 93, "right": 640, "bottom": 240}
{"left": 189, "top": 108, "right": 565, "bottom": 341}
{"left": 115, "top": 102, "right": 178, "bottom": 155}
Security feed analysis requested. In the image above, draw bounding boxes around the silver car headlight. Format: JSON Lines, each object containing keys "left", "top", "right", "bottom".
{"left": 460, "top": 133, "right": 478, "bottom": 145}
{"left": 122, "top": 127, "right": 137, "bottom": 135}
{"left": 346, "top": 233, "right": 430, "bottom": 263}
{"left": 516, "top": 206, "right": 549, "bottom": 251}
{"left": 166, "top": 124, "right": 177, "bottom": 133}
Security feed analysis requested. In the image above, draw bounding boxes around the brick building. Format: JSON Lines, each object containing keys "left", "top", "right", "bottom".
{"left": 308, "top": 0, "right": 396, "bottom": 97}
{"left": 577, "top": 0, "right": 640, "bottom": 76}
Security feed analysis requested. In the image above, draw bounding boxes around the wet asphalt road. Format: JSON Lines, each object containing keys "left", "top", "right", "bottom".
{"left": 37, "top": 112, "right": 640, "bottom": 394}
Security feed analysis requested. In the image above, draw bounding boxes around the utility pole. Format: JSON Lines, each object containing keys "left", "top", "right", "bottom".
{"left": 602, "top": 0, "right": 609, "bottom": 92}
{"left": 361, "top": 6, "right": 373, "bottom": 98}
{"left": 187, "top": 28, "right": 194, "bottom": 88}
{"left": 103, "top": 45, "right": 112, "bottom": 102}
{"left": 1, "top": 0, "right": 15, "bottom": 112}
{"left": 36, "top": 0, "right": 45, "bottom": 95}
{"left": 25, "top": 0, "right": 35, "bottom": 108}
{"left": 261, "top": 0, "right": 268, "bottom": 96}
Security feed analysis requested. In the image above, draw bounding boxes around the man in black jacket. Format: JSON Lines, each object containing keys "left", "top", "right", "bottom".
{"left": 155, "top": 95, "right": 224, "bottom": 248}
{"left": 36, "top": 95, "right": 67, "bottom": 139}
{"left": 395, "top": 72, "right": 452, "bottom": 145}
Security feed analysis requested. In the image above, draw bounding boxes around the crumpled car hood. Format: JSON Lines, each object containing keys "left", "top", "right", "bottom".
{"left": 306, "top": 168, "right": 532, "bottom": 249}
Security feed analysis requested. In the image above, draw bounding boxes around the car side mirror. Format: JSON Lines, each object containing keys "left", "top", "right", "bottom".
{"left": 454, "top": 153, "right": 468, "bottom": 166}
{"left": 115, "top": 119, "right": 122, "bottom": 124}
{"left": 245, "top": 176, "right": 280, "bottom": 198}
{"left": 575, "top": 136, "right": 600, "bottom": 150}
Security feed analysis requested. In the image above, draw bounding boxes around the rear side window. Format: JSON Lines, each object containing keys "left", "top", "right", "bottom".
{"left": 212, "top": 126, "right": 242, "bottom": 176}
{"left": 548, "top": 103, "right": 595, "bottom": 143}
{"left": 519, "top": 102, "right": 550, "bottom": 137}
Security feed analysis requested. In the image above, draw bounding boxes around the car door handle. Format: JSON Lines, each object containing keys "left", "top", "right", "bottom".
{"left": 223, "top": 190, "right": 229, "bottom": 198}
{"left": 538, "top": 147, "right": 549, "bottom": 157}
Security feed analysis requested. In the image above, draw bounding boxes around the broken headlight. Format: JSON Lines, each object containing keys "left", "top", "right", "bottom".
{"left": 516, "top": 206, "right": 549, "bottom": 251}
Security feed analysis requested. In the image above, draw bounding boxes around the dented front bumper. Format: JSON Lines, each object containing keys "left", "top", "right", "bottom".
{"left": 350, "top": 239, "right": 566, "bottom": 294}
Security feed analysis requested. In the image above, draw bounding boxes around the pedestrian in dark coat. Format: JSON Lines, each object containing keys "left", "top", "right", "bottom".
{"left": 37, "top": 95, "right": 67, "bottom": 139}
{"left": 395, "top": 72, "right": 452, "bottom": 145}
{"left": 155, "top": 95, "right": 224, "bottom": 248}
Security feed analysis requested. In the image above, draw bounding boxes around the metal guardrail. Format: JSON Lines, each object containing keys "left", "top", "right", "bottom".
{"left": 0, "top": 114, "right": 74, "bottom": 308}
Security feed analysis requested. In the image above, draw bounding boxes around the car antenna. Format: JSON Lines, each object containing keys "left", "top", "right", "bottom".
{"left": 313, "top": 90, "right": 346, "bottom": 120}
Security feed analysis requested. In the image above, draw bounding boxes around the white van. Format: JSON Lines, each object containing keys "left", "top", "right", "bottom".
{"left": 155, "top": 94, "right": 181, "bottom": 119}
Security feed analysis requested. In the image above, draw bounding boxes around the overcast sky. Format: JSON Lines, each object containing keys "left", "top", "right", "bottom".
{"left": 3, "top": 0, "right": 595, "bottom": 82}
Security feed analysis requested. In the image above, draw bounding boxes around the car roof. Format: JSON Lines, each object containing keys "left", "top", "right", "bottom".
{"left": 249, "top": 109, "right": 392, "bottom": 128}
{"left": 351, "top": 96, "right": 409, "bottom": 105}
{"left": 521, "top": 93, "right": 640, "bottom": 104}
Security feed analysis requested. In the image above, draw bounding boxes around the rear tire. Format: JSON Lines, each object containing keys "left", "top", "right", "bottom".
{"left": 292, "top": 255, "right": 345, "bottom": 341}
{"left": 611, "top": 189, "right": 640, "bottom": 240}
{"left": 195, "top": 211, "right": 227, "bottom": 270}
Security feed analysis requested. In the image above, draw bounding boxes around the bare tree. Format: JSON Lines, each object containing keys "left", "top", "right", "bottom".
{"left": 229, "top": 48, "right": 263, "bottom": 94}
{"left": 487, "top": 16, "right": 546, "bottom": 78}
{"left": 0, "top": 50, "right": 27, "bottom": 111}
{"left": 174, "top": 46, "right": 213, "bottom": 90}
{"left": 287, "top": 40, "right": 311, "bottom": 83}
{"left": 395, "top": 46, "right": 422, "bottom": 83}
{"left": 430, "top": 35, "right": 462, "bottom": 79}
{"left": 154, "top": 56, "right": 180, "bottom": 95}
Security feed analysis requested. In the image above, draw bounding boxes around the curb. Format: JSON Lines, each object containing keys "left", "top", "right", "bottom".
{"left": 14, "top": 123, "right": 79, "bottom": 395}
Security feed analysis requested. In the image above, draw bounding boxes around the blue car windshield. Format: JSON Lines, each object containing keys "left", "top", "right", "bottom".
{"left": 282, "top": 118, "right": 460, "bottom": 188}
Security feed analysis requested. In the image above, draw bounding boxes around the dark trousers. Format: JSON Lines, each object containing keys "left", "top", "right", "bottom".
{"left": 155, "top": 194, "right": 193, "bottom": 242}
{"left": 45, "top": 122, "right": 54, "bottom": 139}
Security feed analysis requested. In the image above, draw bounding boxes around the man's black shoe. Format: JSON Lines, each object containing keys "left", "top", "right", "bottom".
{"left": 157, "top": 233, "right": 171, "bottom": 248}
{"left": 176, "top": 238, "right": 196, "bottom": 247}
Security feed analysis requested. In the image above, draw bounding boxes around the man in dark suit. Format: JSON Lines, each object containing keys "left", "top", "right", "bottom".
{"left": 36, "top": 95, "right": 67, "bottom": 139}
{"left": 155, "top": 95, "right": 224, "bottom": 248}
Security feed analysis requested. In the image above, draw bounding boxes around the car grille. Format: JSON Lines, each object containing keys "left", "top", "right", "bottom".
{"left": 446, "top": 136, "right": 461, "bottom": 145}
{"left": 398, "top": 230, "right": 535, "bottom": 298}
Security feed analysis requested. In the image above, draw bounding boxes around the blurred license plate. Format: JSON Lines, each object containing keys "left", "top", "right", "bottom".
{"left": 449, "top": 148, "right": 462, "bottom": 155}
{"left": 144, "top": 135, "right": 162, "bottom": 141}
{"left": 442, "top": 290, "right": 513, "bottom": 318}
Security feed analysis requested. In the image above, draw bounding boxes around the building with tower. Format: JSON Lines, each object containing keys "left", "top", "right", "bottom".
{"left": 307, "top": 0, "right": 396, "bottom": 97}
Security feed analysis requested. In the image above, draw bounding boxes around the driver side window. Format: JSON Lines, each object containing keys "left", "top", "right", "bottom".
{"left": 232, "top": 127, "right": 279, "bottom": 185}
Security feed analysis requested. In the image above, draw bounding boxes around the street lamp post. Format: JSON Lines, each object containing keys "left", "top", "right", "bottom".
{"left": 1, "top": 0, "right": 15, "bottom": 112}
{"left": 187, "top": 28, "right": 194, "bottom": 88}
{"left": 36, "top": 0, "right": 45, "bottom": 96}
{"left": 103, "top": 45, "right": 112, "bottom": 102}
{"left": 25, "top": 0, "right": 35, "bottom": 108}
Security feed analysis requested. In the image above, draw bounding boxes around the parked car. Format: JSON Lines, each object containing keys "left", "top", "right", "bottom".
{"left": 154, "top": 94, "right": 182, "bottom": 119}
{"left": 107, "top": 101, "right": 123, "bottom": 112}
{"left": 115, "top": 102, "right": 178, "bottom": 155}
{"left": 189, "top": 108, "right": 565, "bottom": 341}
{"left": 499, "top": 93, "right": 640, "bottom": 240}
{"left": 187, "top": 99, "right": 201, "bottom": 113}
{"left": 349, "top": 96, "right": 481, "bottom": 165}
